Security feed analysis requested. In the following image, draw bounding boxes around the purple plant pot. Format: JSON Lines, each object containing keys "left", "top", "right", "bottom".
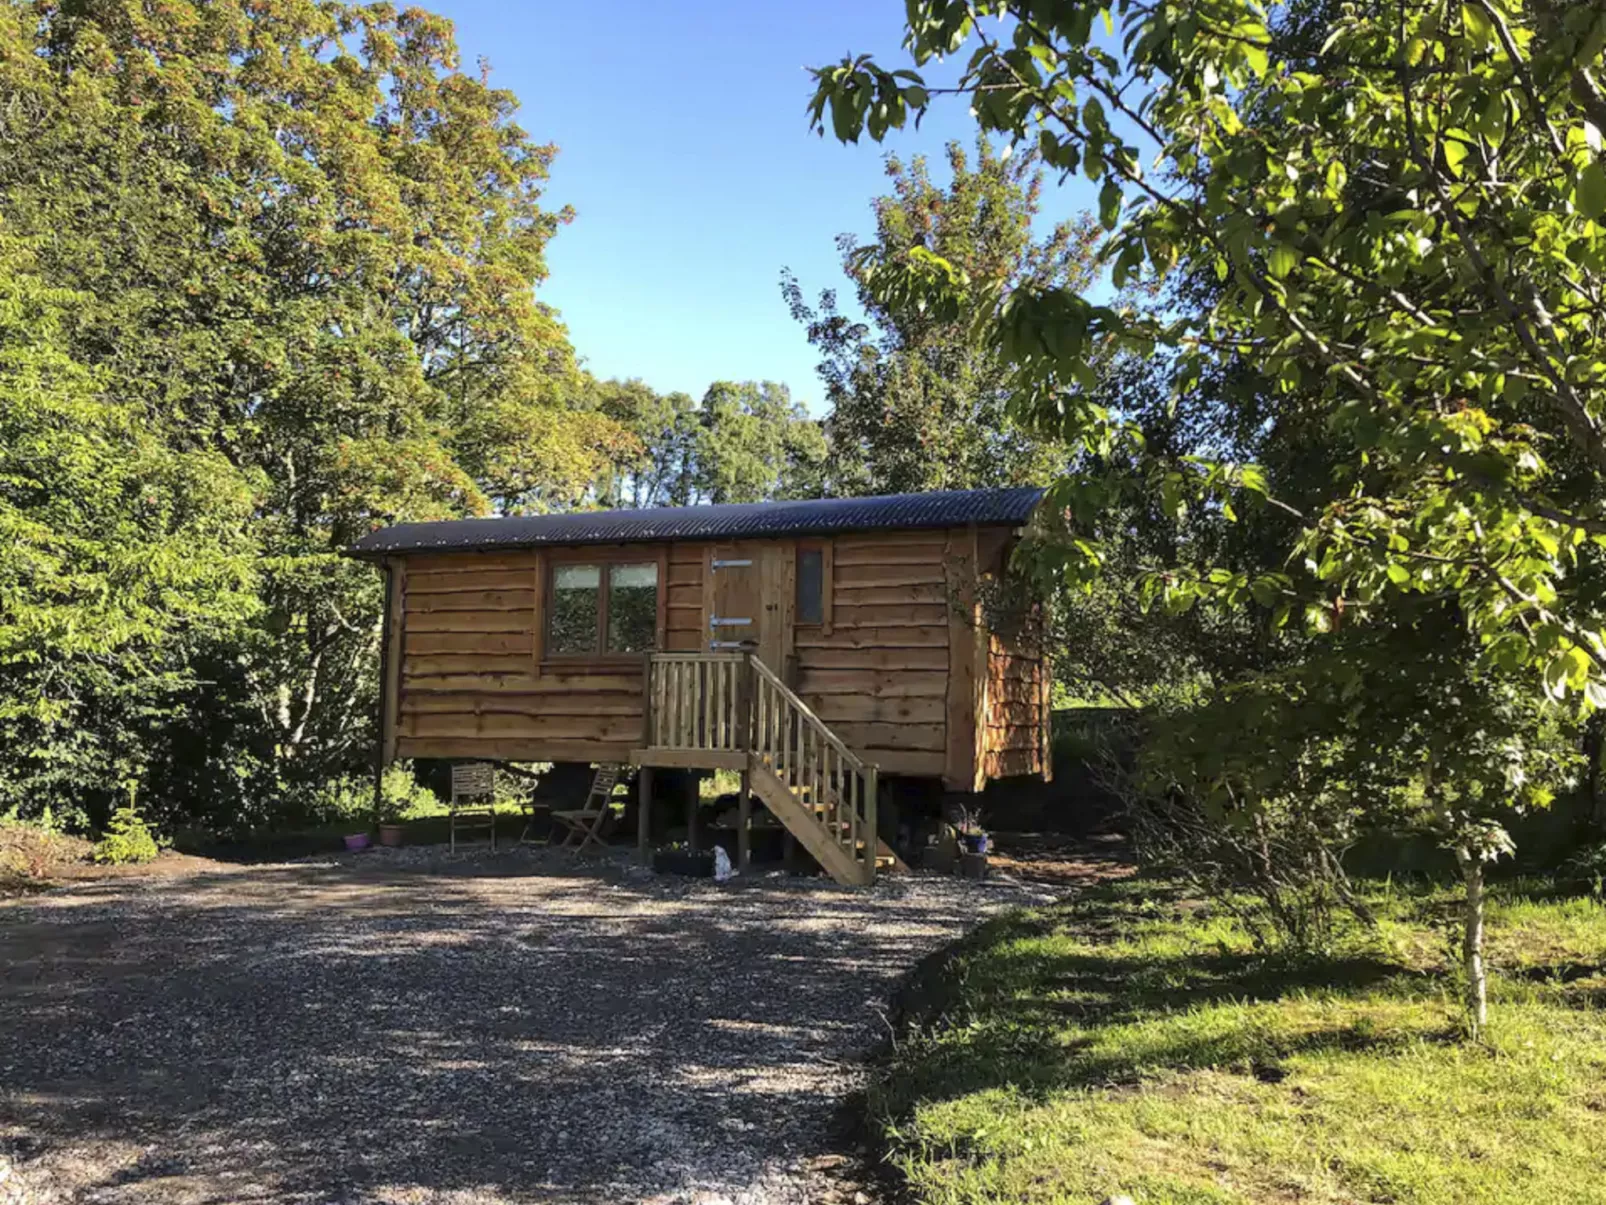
{"left": 343, "top": 832, "right": 371, "bottom": 853}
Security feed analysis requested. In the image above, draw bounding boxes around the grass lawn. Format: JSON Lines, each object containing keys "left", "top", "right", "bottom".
{"left": 875, "top": 875, "right": 1606, "bottom": 1205}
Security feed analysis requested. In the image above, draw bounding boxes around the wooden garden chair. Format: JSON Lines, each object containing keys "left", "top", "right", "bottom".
{"left": 449, "top": 762, "right": 497, "bottom": 852}
{"left": 553, "top": 764, "right": 629, "bottom": 853}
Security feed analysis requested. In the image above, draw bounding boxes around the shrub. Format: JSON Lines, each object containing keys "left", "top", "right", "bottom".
{"left": 304, "top": 762, "right": 444, "bottom": 827}
{"left": 1561, "top": 842, "right": 1606, "bottom": 895}
{"left": 305, "top": 775, "right": 371, "bottom": 825}
{"left": 378, "top": 761, "right": 441, "bottom": 821}
{"left": 92, "top": 805, "right": 159, "bottom": 865}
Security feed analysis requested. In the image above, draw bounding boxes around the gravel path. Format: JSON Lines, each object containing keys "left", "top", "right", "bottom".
{"left": 0, "top": 847, "right": 1049, "bottom": 1204}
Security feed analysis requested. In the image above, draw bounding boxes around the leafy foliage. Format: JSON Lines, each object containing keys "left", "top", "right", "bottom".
{"left": 785, "top": 139, "right": 1097, "bottom": 494}
{"left": 0, "top": 0, "right": 623, "bottom": 831}
{"left": 806, "top": 0, "right": 1606, "bottom": 1026}
{"left": 590, "top": 377, "right": 826, "bottom": 507}
{"left": 808, "top": 0, "right": 1606, "bottom": 704}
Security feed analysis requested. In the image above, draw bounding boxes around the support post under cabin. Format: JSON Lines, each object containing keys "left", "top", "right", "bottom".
{"left": 372, "top": 560, "right": 397, "bottom": 821}
{"left": 637, "top": 766, "right": 653, "bottom": 863}
{"left": 686, "top": 776, "right": 699, "bottom": 852}
{"left": 738, "top": 768, "right": 752, "bottom": 870}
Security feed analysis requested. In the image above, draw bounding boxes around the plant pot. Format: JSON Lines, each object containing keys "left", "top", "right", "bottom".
{"left": 961, "top": 833, "right": 990, "bottom": 855}
{"left": 921, "top": 843, "right": 957, "bottom": 874}
{"left": 377, "top": 823, "right": 404, "bottom": 848}
{"left": 652, "top": 848, "right": 714, "bottom": 877}
{"left": 343, "top": 832, "right": 371, "bottom": 853}
{"left": 959, "top": 851, "right": 989, "bottom": 880}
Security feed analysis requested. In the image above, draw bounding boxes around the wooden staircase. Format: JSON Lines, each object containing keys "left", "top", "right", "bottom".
{"left": 637, "top": 651, "right": 897, "bottom": 885}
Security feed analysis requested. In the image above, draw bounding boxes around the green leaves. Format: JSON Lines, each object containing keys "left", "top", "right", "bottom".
{"left": 0, "top": 0, "right": 609, "bottom": 829}
{"left": 804, "top": 0, "right": 1606, "bottom": 709}
{"left": 1576, "top": 162, "right": 1606, "bottom": 221}
{"left": 1099, "top": 179, "right": 1122, "bottom": 229}
{"left": 807, "top": 56, "right": 925, "bottom": 143}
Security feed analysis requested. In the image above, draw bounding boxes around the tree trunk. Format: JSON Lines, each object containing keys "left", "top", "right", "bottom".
{"left": 1452, "top": 843, "right": 1488, "bottom": 1037}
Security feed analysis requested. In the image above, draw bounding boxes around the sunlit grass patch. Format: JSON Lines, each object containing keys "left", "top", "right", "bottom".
{"left": 874, "top": 875, "right": 1606, "bottom": 1205}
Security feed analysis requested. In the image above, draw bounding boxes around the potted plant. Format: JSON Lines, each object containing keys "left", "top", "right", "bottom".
{"left": 955, "top": 805, "right": 990, "bottom": 879}
{"left": 375, "top": 761, "right": 435, "bottom": 848}
{"left": 955, "top": 805, "right": 991, "bottom": 855}
{"left": 376, "top": 791, "right": 405, "bottom": 848}
{"left": 652, "top": 841, "right": 715, "bottom": 877}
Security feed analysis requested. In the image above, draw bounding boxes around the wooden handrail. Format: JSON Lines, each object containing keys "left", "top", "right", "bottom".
{"left": 643, "top": 650, "right": 881, "bottom": 883}
{"left": 747, "top": 653, "right": 868, "bottom": 774}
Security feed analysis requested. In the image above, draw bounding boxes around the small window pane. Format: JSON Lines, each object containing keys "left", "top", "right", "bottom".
{"left": 606, "top": 562, "right": 658, "bottom": 652}
{"left": 797, "top": 548, "right": 824, "bottom": 624}
{"left": 550, "top": 564, "right": 601, "bottom": 653}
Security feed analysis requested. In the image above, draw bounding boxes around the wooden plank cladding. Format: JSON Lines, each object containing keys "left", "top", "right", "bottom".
{"left": 376, "top": 517, "right": 1048, "bottom": 788}
{"left": 982, "top": 627, "right": 1050, "bottom": 780}
{"left": 393, "top": 547, "right": 644, "bottom": 762}
{"left": 793, "top": 530, "right": 956, "bottom": 769}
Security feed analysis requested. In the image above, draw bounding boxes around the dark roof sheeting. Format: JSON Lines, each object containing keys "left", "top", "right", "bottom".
{"left": 347, "top": 486, "right": 1045, "bottom": 558}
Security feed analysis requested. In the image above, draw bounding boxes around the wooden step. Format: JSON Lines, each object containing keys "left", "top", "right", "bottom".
{"left": 748, "top": 760, "right": 871, "bottom": 887}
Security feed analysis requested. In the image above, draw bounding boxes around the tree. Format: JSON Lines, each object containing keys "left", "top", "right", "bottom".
{"left": 0, "top": 235, "right": 256, "bottom": 824}
{"left": 806, "top": 0, "right": 1606, "bottom": 1033}
{"left": 691, "top": 381, "right": 827, "bottom": 503}
{"left": 0, "top": 0, "right": 623, "bottom": 828}
{"left": 784, "top": 139, "right": 1097, "bottom": 494}
{"left": 586, "top": 377, "right": 700, "bottom": 508}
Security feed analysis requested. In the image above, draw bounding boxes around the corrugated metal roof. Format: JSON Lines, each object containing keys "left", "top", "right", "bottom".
{"left": 346, "top": 486, "right": 1045, "bottom": 558}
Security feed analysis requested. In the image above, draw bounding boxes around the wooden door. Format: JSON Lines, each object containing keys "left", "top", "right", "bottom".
{"left": 708, "top": 541, "right": 789, "bottom": 670}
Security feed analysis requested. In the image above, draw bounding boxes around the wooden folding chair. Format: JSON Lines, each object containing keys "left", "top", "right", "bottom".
{"left": 553, "top": 764, "right": 629, "bottom": 853}
{"left": 449, "top": 763, "right": 497, "bottom": 852}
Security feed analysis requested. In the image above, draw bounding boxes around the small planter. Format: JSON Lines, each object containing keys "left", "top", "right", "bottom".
{"left": 961, "top": 832, "right": 991, "bottom": 855}
{"left": 343, "top": 832, "right": 371, "bottom": 853}
{"left": 653, "top": 848, "right": 715, "bottom": 878}
{"left": 959, "top": 851, "right": 990, "bottom": 880}
{"left": 921, "top": 843, "right": 957, "bottom": 874}
{"left": 377, "top": 823, "right": 404, "bottom": 848}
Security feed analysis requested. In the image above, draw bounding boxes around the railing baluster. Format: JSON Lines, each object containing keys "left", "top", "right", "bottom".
{"left": 670, "top": 660, "right": 678, "bottom": 747}
{"left": 646, "top": 653, "right": 880, "bottom": 884}
{"left": 696, "top": 660, "right": 705, "bottom": 747}
{"left": 713, "top": 659, "right": 723, "bottom": 748}
{"left": 684, "top": 661, "right": 695, "bottom": 747}
{"left": 848, "top": 769, "right": 859, "bottom": 863}
{"left": 655, "top": 660, "right": 665, "bottom": 746}
{"left": 687, "top": 660, "right": 697, "bottom": 749}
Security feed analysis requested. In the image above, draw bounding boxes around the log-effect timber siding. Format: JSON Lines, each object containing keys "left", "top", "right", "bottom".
{"left": 982, "top": 628, "right": 1051, "bottom": 780}
{"left": 396, "top": 550, "right": 649, "bottom": 764}
{"left": 795, "top": 529, "right": 952, "bottom": 780}
{"left": 381, "top": 525, "right": 1046, "bottom": 788}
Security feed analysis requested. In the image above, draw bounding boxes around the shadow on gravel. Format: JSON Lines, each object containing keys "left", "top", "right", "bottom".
{"left": 0, "top": 852, "right": 1006, "bottom": 1204}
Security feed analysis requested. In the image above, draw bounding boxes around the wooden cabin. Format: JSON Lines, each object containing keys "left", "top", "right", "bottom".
{"left": 347, "top": 486, "right": 1050, "bottom": 884}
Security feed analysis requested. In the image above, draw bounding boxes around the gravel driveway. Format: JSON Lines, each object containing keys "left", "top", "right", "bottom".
{"left": 0, "top": 847, "right": 1046, "bottom": 1204}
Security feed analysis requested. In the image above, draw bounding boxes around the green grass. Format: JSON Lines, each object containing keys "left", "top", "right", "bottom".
{"left": 875, "top": 876, "right": 1606, "bottom": 1205}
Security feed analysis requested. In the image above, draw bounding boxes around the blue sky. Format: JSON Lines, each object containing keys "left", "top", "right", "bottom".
{"left": 436, "top": 0, "right": 1096, "bottom": 413}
